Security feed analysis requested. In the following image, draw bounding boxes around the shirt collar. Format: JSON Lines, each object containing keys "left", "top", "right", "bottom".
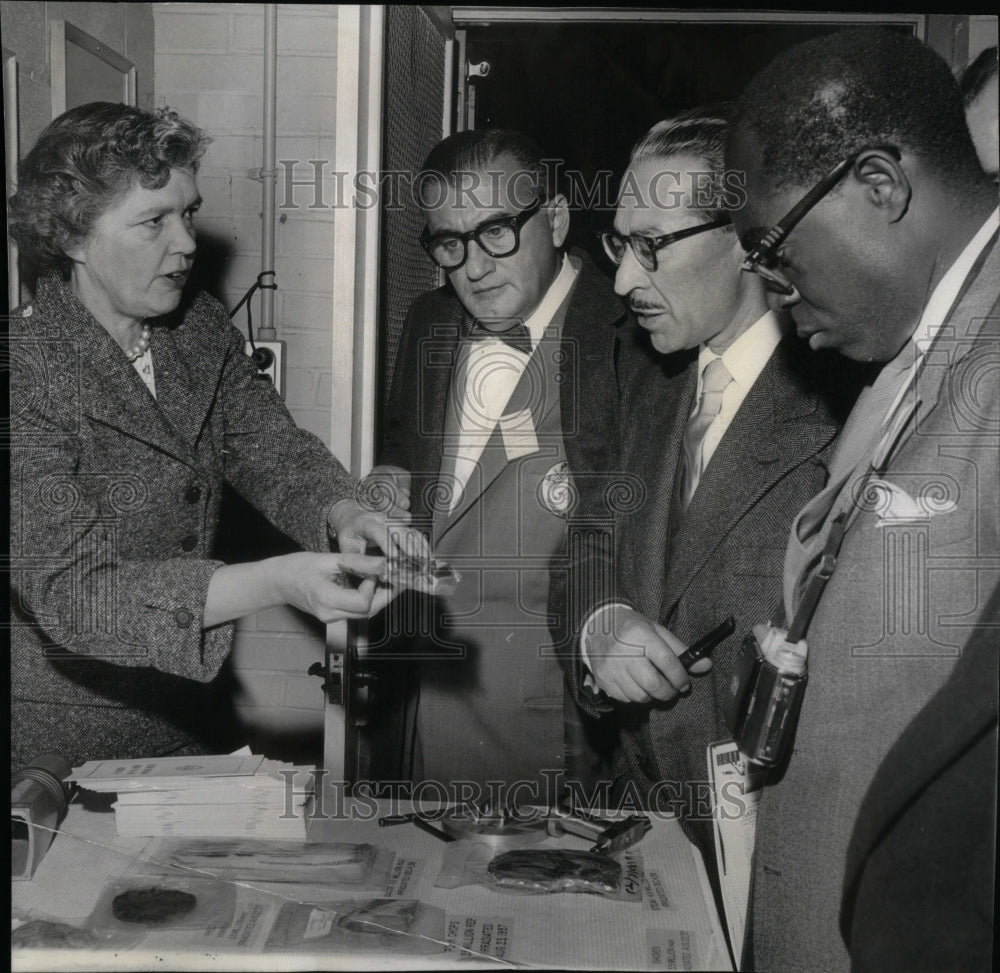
{"left": 522, "top": 253, "right": 578, "bottom": 348}
{"left": 912, "top": 206, "right": 999, "bottom": 356}
{"left": 697, "top": 309, "right": 784, "bottom": 391}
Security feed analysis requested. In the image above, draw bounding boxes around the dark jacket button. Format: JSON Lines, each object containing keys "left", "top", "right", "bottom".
{"left": 174, "top": 608, "right": 193, "bottom": 628}
{"left": 181, "top": 534, "right": 198, "bottom": 552}
{"left": 185, "top": 484, "right": 202, "bottom": 504}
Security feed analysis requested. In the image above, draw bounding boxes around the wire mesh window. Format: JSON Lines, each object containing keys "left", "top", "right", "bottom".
{"left": 379, "top": 5, "right": 448, "bottom": 412}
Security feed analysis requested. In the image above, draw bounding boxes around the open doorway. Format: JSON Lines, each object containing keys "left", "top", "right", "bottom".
{"left": 377, "top": 11, "right": 924, "bottom": 409}
{"left": 461, "top": 18, "right": 920, "bottom": 263}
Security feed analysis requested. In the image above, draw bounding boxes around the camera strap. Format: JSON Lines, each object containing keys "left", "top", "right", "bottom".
{"left": 785, "top": 511, "right": 848, "bottom": 644}
{"left": 784, "top": 380, "right": 924, "bottom": 646}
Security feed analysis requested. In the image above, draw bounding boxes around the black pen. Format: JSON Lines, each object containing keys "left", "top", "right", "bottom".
{"left": 378, "top": 812, "right": 455, "bottom": 842}
{"left": 678, "top": 616, "right": 736, "bottom": 669}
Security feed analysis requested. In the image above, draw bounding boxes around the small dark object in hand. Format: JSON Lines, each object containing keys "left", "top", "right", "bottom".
{"left": 487, "top": 849, "right": 621, "bottom": 893}
{"left": 111, "top": 887, "right": 198, "bottom": 924}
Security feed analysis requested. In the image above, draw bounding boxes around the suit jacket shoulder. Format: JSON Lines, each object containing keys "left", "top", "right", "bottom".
{"left": 401, "top": 285, "right": 465, "bottom": 335}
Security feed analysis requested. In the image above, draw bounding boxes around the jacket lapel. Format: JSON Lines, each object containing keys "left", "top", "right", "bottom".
{"left": 434, "top": 262, "right": 580, "bottom": 542}
{"left": 662, "top": 342, "right": 837, "bottom": 615}
{"left": 636, "top": 356, "right": 697, "bottom": 621}
{"left": 36, "top": 277, "right": 196, "bottom": 467}
{"left": 151, "top": 317, "right": 227, "bottom": 456}
{"left": 435, "top": 339, "right": 551, "bottom": 542}
{"left": 890, "top": 229, "right": 1000, "bottom": 462}
{"left": 823, "top": 232, "right": 1000, "bottom": 533}
{"left": 428, "top": 320, "right": 467, "bottom": 543}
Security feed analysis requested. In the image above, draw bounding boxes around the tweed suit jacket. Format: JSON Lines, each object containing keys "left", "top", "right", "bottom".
{"left": 556, "top": 318, "right": 852, "bottom": 839}
{"left": 749, "top": 234, "right": 1000, "bottom": 973}
{"left": 376, "top": 249, "right": 625, "bottom": 789}
{"left": 10, "top": 275, "right": 356, "bottom": 770}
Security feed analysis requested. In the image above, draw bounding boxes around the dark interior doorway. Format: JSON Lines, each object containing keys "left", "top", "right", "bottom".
{"left": 463, "top": 20, "right": 916, "bottom": 267}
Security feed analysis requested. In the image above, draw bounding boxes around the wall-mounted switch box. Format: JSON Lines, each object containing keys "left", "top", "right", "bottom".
{"left": 246, "top": 340, "right": 286, "bottom": 398}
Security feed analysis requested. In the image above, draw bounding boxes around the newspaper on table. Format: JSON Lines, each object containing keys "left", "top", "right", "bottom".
{"left": 69, "top": 754, "right": 314, "bottom": 839}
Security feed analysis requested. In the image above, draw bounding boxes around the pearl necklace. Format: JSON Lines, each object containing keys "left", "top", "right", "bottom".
{"left": 125, "top": 325, "right": 152, "bottom": 363}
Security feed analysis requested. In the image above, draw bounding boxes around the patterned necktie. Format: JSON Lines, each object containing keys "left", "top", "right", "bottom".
{"left": 681, "top": 356, "right": 733, "bottom": 508}
{"left": 470, "top": 320, "right": 533, "bottom": 356}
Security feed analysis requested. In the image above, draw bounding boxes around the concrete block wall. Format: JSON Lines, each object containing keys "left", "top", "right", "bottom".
{"left": 154, "top": 2, "right": 344, "bottom": 747}
{"left": 1, "top": 1, "right": 155, "bottom": 156}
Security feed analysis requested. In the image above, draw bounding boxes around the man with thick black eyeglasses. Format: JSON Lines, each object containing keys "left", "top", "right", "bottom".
{"left": 728, "top": 29, "right": 999, "bottom": 973}
{"left": 553, "top": 109, "right": 856, "bottom": 961}
{"left": 370, "top": 129, "right": 625, "bottom": 803}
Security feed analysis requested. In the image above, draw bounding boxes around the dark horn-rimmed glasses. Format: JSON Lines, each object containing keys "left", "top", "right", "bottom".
{"left": 739, "top": 145, "right": 902, "bottom": 295}
{"left": 599, "top": 216, "right": 731, "bottom": 273}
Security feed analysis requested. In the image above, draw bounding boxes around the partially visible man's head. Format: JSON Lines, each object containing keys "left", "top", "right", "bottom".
{"left": 729, "top": 29, "right": 990, "bottom": 361}
{"left": 961, "top": 45, "right": 999, "bottom": 178}
{"left": 611, "top": 108, "right": 766, "bottom": 354}
{"left": 416, "top": 129, "right": 568, "bottom": 324}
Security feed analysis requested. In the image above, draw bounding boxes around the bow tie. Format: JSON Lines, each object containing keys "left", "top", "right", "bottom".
{"left": 469, "top": 320, "right": 533, "bottom": 356}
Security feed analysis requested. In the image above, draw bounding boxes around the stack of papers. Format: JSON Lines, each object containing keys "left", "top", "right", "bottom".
{"left": 69, "top": 754, "right": 314, "bottom": 839}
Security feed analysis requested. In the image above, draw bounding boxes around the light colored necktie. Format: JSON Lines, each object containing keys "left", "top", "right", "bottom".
{"left": 681, "top": 356, "right": 733, "bottom": 508}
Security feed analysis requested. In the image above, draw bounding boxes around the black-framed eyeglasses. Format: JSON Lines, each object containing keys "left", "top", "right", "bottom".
{"left": 419, "top": 198, "right": 543, "bottom": 270}
{"left": 599, "top": 216, "right": 731, "bottom": 272}
{"left": 740, "top": 145, "right": 902, "bottom": 296}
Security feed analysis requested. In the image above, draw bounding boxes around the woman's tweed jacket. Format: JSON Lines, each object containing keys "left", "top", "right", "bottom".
{"left": 10, "top": 275, "right": 356, "bottom": 769}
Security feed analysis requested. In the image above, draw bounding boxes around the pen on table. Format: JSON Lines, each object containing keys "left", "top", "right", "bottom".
{"left": 378, "top": 812, "right": 455, "bottom": 842}
{"left": 678, "top": 616, "right": 736, "bottom": 669}
{"left": 717, "top": 820, "right": 728, "bottom": 875}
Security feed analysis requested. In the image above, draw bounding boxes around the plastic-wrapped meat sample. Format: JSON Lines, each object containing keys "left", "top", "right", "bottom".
{"left": 487, "top": 849, "right": 621, "bottom": 894}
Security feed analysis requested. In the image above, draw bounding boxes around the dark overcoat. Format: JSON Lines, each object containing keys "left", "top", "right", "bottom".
{"left": 377, "top": 250, "right": 625, "bottom": 794}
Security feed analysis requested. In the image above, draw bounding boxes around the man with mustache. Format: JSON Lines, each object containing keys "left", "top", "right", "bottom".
{"left": 556, "top": 109, "right": 858, "bottom": 947}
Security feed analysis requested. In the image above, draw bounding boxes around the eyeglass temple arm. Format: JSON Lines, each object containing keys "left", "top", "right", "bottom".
{"left": 747, "top": 146, "right": 901, "bottom": 259}
{"left": 750, "top": 156, "right": 855, "bottom": 258}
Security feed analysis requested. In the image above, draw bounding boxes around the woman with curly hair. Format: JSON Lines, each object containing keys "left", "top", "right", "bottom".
{"left": 8, "top": 102, "right": 420, "bottom": 768}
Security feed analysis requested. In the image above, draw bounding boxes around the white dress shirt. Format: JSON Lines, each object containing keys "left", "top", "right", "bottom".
{"left": 580, "top": 309, "right": 783, "bottom": 671}
{"left": 447, "top": 254, "right": 578, "bottom": 511}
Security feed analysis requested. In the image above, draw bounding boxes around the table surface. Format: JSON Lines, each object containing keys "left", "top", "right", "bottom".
{"left": 12, "top": 794, "right": 732, "bottom": 971}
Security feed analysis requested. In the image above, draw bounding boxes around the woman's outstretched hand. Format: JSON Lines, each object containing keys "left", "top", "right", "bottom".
{"left": 204, "top": 552, "right": 397, "bottom": 628}
{"left": 274, "top": 551, "right": 396, "bottom": 622}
